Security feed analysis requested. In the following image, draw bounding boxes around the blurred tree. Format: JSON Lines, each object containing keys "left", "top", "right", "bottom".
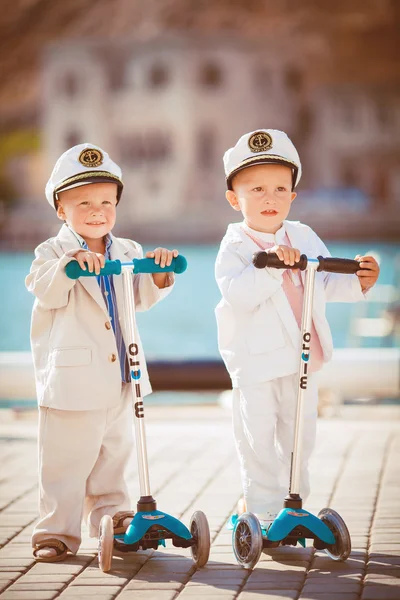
{"left": 0, "top": 129, "right": 40, "bottom": 228}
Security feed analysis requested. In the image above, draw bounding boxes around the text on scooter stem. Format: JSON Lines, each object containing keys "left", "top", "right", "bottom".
{"left": 128, "top": 343, "right": 144, "bottom": 419}
{"left": 300, "top": 332, "right": 311, "bottom": 390}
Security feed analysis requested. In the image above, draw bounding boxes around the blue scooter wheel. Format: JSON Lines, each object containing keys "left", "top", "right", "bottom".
{"left": 233, "top": 512, "right": 263, "bottom": 569}
{"left": 318, "top": 508, "right": 351, "bottom": 561}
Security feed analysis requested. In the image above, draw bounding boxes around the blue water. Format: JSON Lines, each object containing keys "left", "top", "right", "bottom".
{"left": 0, "top": 242, "right": 398, "bottom": 356}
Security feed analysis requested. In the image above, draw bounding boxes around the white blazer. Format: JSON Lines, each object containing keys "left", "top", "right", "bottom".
{"left": 26, "top": 224, "right": 173, "bottom": 410}
{"left": 215, "top": 220, "right": 365, "bottom": 387}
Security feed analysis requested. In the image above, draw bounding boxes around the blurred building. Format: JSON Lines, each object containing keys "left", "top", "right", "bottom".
{"left": 41, "top": 36, "right": 307, "bottom": 240}
{"left": 3, "top": 32, "right": 400, "bottom": 244}
{"left": 41, "top": 35, "right": 400, "bottom": 241}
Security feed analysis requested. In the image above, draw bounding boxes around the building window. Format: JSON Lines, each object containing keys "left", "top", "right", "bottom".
{"left": 341, "top": 165, "right": 358, "bottom": 188}
{"left": 64, "top": 131, "right": 81, "bottom": 149}
{"left": 117, "top": 132, "right": 172, "bottom": 165}
{"left": 376, "top": 100, "right": 392, "bottom": 128}
{"left": 339, "top": 99, "right": 357, "bottom": 129}
{"left": 63, "top": 72, "right": 80, "bottom": 98}
{"left": 285, "top": 67, "right": 303, "bottom": 93}
{"left": 372, "top": 168, "right": 390, "bottom": 205}
{"left": 255, "top": 65, "right": 271, "bottom": 92}
{"left": 296, "top": 105, "right": 313, "bottom": 138}
{"left": 197, "top": 129, "right": 215, "bottom": 169}
{"left": 148, "top": 64, "right": 169, "bottom": 88}
{"left": 200, "top": 62, "right": 223, "bottom": 88}
{"left": 108, "top": 62, "right": 126, "bottom": 91}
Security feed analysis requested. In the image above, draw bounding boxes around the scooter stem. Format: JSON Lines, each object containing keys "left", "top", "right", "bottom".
{"left": 289, "top": 258, "right": 319, "bottom": 499}
{"left": 122, "top": 267, "right": 152, "bottom": 498}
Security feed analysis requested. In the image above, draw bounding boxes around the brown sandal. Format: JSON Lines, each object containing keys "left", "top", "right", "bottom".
{"left": 112, "top": 511, "right": 134, "bottom": 534}
{"left": 33, "top": 538, "right": 68, "bottom": 562}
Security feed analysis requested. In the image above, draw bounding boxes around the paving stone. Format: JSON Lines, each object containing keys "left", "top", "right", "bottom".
{"left": 28, "top": 563, "right": 86, "bottom": 575}
{"left": 61, "top": 585, "right": 122, "bottom": 596}
{"left": 118, "top": 591, "right": 178, "bottom": 600}
{"left": 0, "top": 579, "right": 14, "bottom": 592}
{"left": 256, "top": 560, "right": 308, "bottom": 572}
{"left": 1, "top": 592, "right": 59, "bottom": 600}
{"left": 191, "top": 569, "right": 247, "bottom": 584}
{"left": 179, "top": 588, "right": 237, "bottom": 600}
{"left": 244, "top": 579, "right": 303, "bottom": 591}
{"left": 58, "top": 596, "right": 118, "bottom": 600}
{"left": 183, "top": 583, "right": 241, "bottom": 594}
{"left": 362, "top": 585, "right": 400, "bottom": 600}
{"left": 138, "top": 559, "right": 195, "bottom": 574}
{"left": 302, "top": 580, "right": 361, "bottom": 593}
{"left": 10, "top": 582, "right": 67, "bottom": 591}
{"left": 0, "top": 567, "right": 27, "bottom": 573}
{"left": 369, "top": 555, "right": 400, "bottom": 565}
{"left": 300, "top": 595, "right": 359, "bottom": 600}
{"left": 125, "top": 580, "right": 185, "bottom": 590}
{"left": 239, "top": 591, "right": 298, "bottom": 599}
{"left": 247, "top": 571, "right": 303, "bottom": 583}
{"left": 0, "top": 559, "right": 34, "bottom": 568}
{"left": 364, "top": 576, "right": 400, "bottom": 586}
{"left": 70, "top": 576, "right": 128, "bottom": 586}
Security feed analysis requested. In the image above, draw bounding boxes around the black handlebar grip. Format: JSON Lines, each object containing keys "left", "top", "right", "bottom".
{"left": 317, "top": 256, "right": 360, "bottom": 274}
{"left": 252, "top": 251, "right": 308, "bottom": 270}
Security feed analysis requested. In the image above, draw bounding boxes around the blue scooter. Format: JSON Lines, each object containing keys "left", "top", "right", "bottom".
{"left": 66, "top": 255, "right": 210, "bottom": 572}
{"left": 231, "top": 252, "right": 357, "bottom": 569}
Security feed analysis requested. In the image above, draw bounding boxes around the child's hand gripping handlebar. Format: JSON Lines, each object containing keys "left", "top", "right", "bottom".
{"left": 252, "top": 251, "right": 360, "bottom": 274}
{"left": 65, "top": 255, "right": 188, "bottom": 279}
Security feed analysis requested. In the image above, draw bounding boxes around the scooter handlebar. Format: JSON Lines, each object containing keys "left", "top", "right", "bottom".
{"left": 316, "top": 256, "right": 360, "bottom": 274}
{"left": 65, "top": 255, "right": 187, "bottom": 279}
{"left": 252, "top": 252, "right": 360, "bottom": 274}
{"left": 252, "top": 251, "right": 308, "bottom": 270}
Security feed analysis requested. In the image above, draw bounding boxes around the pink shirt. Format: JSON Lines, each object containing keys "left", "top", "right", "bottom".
{"left": 243, "top": 224, "right": 324, "bottom": 373}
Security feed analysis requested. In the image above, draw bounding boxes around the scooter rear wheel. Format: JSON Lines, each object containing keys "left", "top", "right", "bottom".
{"left": 98, "top": 515, "right": 114, "bottom": 572}
{"left": 190, "top": 510, "right": 210, "bottom": 567}
{"left": 318, "top": 508, "right": 351, "bottom": 561}
{"left": 233, "top": 513, "right": 263, "bottom": 569}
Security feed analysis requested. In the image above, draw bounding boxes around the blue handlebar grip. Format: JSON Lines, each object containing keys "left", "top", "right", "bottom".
{"left": 65, "top": 259, "right": 122, "bottom": 279}
{"left": 132, "top": 255, "right": 187, "bottom": 274}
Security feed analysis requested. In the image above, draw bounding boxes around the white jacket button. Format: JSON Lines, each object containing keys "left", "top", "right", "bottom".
{"left": 109, "top": 353, "right": 117, "bottom": 362}
{"left": 105, "top": 321, "right": 112, "bottom": 330}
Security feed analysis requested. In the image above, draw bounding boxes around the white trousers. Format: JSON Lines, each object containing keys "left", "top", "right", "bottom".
{"left": 232, "top": 373, "right": 318, "bottom": 520}
{"left": 32, "top": 384, "right": 133, "bottom": 553}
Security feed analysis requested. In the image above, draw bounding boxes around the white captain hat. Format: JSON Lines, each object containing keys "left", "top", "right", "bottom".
{"left": 223, "top": 129, "right": 302, "bottom": 190}
{"left": 45, "top": 143, "right": 124, "bottom": 208}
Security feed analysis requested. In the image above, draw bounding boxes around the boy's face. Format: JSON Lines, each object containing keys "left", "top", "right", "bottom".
{"left": 226, "top": 163, "right": 296, "bottom": 234}
{"left": 56, "top": 182, "right": 118, "bottom": 241}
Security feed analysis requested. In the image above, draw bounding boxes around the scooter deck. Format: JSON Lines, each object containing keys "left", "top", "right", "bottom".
{"left": 118, "top": 509, "right": 192, "bottom": 546}
{"left": 228, "top": 508, "right": 336, "bottom": 547}
{"left": 266, "top": 508, "right": 335, "bottom": 545}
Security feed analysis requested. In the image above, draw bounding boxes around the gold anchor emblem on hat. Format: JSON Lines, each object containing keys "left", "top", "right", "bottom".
{"left": 78, "top": 148, "right": 104, "bottom": 168}
{"left": 248, "top": 131, "right": 273, "bottom": 153}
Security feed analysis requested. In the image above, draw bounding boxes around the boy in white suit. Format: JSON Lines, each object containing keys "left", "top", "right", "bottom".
{"left": 26, "top": 143, "right": 179, "bottom": 561}
{"left": 215, "top": 129, "right": 379, "bottom": 530}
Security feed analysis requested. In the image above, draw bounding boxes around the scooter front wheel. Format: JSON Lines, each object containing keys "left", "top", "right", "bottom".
{"left": 190, "top": 510, "right": 210, "bottom": 567}
{"left": 318, "top": 508, "right": 351, "bottom": 561}
{"left": 98, "top": 515, "right": 114, "bottom": 572}
{"left": 233, "top": 513, "right": 263, "bottom": 569}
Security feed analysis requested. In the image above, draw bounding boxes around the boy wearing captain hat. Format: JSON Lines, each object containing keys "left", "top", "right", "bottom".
{"left": 215, "top": 129, "right": 379, "bottom": 530}
{"left": 26, "top": 143, "right": 179, "bottom": 562}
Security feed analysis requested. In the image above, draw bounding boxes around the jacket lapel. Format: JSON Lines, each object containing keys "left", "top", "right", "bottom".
{"left": 284, "top": 220, "right": 307, "bottom": 287}
{"left": 227, "top": 223, "right": 264, "bottom": 263}
{"left": 57, "top": 224, "right": 107, "bottom": 314}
